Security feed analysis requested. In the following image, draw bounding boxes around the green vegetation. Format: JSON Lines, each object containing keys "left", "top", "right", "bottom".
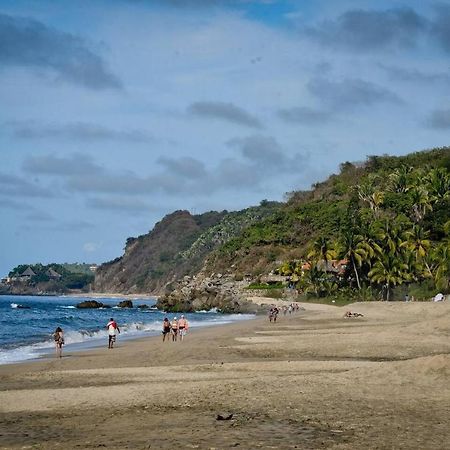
{"left": 217, "top": 147, "right": 450, "bottom": 301}
{"left": 79, "top": 147, "right": 450, "bottom": 299}
{"left": 246, "top": 282, "right": 284, "bottom": 290}
{"left": 9, "top": 263, "right": 94, "bottom": 292}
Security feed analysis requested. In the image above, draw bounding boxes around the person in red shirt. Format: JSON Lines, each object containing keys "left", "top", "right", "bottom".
{"left": 106, "top": 318, "right": 120, "bottom": 349}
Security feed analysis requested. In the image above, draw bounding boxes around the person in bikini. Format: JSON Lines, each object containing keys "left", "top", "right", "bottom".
{"left": 53, "top": 326, "right": 64, "bottom": 358}
{"left": 106, "top": 318, "right": 120, "bottom": 349}
{"left": 177, "top": 315, "right": 189, "bottom": 341}
{"left": 171, "top": 317, "right": 179, "bottom": 342}
{"left": 162, "top": 317, "right": 171, "bottom": 342}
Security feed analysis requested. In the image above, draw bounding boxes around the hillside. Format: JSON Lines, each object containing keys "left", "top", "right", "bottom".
{"left": 203, "top": 147, "right": 450, "bottom": 301}
{"left": 94, "top": 147, "right": 450, "bottom": 303}
{"left": 92, "top": 202, "right": 280, "bottom": 294}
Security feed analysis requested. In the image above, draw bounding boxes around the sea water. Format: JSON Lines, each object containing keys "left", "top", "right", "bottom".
{"left": 0, "top": 295, "right": 253, "bottom": 364}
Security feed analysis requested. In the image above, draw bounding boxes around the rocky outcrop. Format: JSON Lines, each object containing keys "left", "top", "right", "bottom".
{"left": 93, "top": 210, "right": 228, "bottom": 295}
{"left": 76, "top": 300, "right": 107, "bottom": 309}
{"left": 117, "top": 300, "right": 133, "bottom": 308}
{"left": 156, "top": 274, "right": 264, "bottom": 314}
{"left": 92, "top": 203, "right": 280, "bottom": 295}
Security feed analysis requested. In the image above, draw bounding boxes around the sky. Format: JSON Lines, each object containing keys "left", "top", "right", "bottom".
{"left": 1, "top": 0, "right": 450, "bottom": 276}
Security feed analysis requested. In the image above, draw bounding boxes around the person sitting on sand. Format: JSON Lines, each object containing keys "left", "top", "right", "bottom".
{"left": 53, "top": 326, "right": 64, "bottom": 358}
{"left": 106, "top": 318, "right": 120, "bottom": 349}
{"left": 162, "top": 317, "right": 171, "bottom": 342}
{"left": 344, "top": 311, "right": 364, "bottom": 318}
{"left": 178, "top": 315, "right": 189, "bottom": 341}
{"left": 171, "top": 317, "right": 179, "bottom": 342}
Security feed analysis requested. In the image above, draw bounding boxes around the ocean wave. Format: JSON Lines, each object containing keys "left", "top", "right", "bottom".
{"left": 0, "top": 312, "right": 255, "bottom": 364}
{"left": 59, "top": 305, "right": 76, "bottom": 309}
{"left": 188, "top": 313, "right": 255, "bottom": 328}
{"left": 0, "top": 320, "right": 164, "bottom": 364}
{"left": 196, "top": 307, "right": 219, "bottom": 314}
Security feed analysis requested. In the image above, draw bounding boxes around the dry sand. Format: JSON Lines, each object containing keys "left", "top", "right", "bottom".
{"left": 1, "top": 300, "right": 449, "bottom": 449}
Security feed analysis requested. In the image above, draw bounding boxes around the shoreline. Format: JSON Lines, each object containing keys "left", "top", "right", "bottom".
{"left": 0, "top": 294, "right": 257, "bottom": 366}
{"left": 1, "top": 300, "right": 449, "bottom": 449}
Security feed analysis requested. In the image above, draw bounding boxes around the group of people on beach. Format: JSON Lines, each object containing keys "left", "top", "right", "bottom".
{"left": 52, "top": 314, "right": 190, "bottom": 358}
{"left": 268, "top": 302, "right": 302, "bottom": 322}
{"left": 52, "top": 317, "right": 121, "bottom": 358}
{"left": 162, "top": 315, "right": 189, "bottom": 342}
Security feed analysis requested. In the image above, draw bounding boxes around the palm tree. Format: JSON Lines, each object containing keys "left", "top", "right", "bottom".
{"left": 299, "top": 266, "right": 323, "bottom": 298}
{"left": 402, "top": 225, "right": 431, "bottom": 262}
{"left": 338, "top": 231, "right": 372, "bottom": 290}
{"left": 428, "top": 220, "right": 450, "bottom": 290}
{"left": 278, "top": 260, "right": 295, "bottom": 276}
{"left": 425, "top": 168, "right": 450, "bottom": 202}
{"left": 307, "top": 236, "right": 337, "bottom": 263}
{"left": 408, "top": 187, "right": 432, "bottom": 223}
{"left": 368, "top": 253, "right": 410, "bottom": 301}
{"left": 433, "top": 244, "right": 450, "bottom": 291}
{"left": 357, "top": 184, "right": 384, "bottom": 214}
{"left": 388, "top": 166, "right": 413, "bottom": 193}
{"left": 372, "top": 219, "right": 405, "bottom": 256}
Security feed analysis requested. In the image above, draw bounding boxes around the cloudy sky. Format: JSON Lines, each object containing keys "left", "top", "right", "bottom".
{"left": 1, "top": 0, "right": 449, "bottom": 275}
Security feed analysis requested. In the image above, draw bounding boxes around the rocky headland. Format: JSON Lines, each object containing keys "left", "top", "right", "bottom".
{"left": 156, "top": 273, "right": 265, "bottom": 314}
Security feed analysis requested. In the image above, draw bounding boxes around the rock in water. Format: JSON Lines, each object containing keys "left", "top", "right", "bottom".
{"left": 117, "top": 300, "right": 133, "bottom": 308}
{"left": 76, "top": 300, "right": 105, "bottom": 309}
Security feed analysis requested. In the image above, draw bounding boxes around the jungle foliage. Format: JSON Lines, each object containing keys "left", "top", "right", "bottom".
{"left": 218, "top": 147, "right": 450, "bottom": 300}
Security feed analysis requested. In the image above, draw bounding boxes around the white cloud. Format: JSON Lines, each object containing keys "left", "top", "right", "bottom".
{"left": 83, "top": 242, "right": 101, "bottom": 253}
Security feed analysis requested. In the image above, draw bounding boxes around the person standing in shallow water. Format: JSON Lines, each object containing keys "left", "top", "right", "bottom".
{"left": 106, "top": 318, "right": 120, "bottom": 349}
{"left": 53, "top": 326, "right": 64, "bottom": 358}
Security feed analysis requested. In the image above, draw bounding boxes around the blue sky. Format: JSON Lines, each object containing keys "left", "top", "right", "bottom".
{"left": 1, "top": 0, "right": 450, "bottom": 276}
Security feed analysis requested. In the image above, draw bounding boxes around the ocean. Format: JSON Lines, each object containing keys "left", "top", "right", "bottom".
{"left": 0, "top": 295, "right": 254, "bottom": 364}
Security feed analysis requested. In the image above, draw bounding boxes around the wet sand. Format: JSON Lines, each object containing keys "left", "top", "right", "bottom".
{"left": 1, "top": 301, "right": 449, "bottom": 449}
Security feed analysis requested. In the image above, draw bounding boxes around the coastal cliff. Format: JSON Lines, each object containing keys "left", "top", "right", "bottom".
{"left": 92, "top": 203, "right": 280, "bottom": 295}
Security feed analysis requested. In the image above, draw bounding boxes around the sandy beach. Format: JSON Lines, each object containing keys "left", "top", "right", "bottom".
{"left": 1, "top": 300, "right": 449, "bottom": 449}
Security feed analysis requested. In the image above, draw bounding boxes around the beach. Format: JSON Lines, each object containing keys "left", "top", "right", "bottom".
{"left": 1, "top": 300, "right": 449, "bottom": 449}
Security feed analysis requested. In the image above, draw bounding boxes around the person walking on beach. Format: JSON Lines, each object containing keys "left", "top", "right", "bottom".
{"left": 171, "top": 317, "right": 179, "bottom": 342}
{"left": 53, "top": 326, "right": 64, "bottom": 358}
{"left": 106, "top": 318, "right": 120, "bottom": 349}
{"left": 162, "top": 317, "right": 171, "bottom": 342}
{"left": 178, "top": 315, "right": 189, "bottom": 341}
{"left": 272, "top": 307, "right": 279, "bottom": 322}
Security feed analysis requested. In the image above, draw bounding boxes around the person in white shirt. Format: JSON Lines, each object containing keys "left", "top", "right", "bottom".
{"left": 106, "top": 318, "right": 120, "bottom": 349}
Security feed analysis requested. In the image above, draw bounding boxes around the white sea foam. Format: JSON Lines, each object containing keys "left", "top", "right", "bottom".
{"left": 10, "top": 303, "right": 18, "bottom": 309}
{"left": 196, "top": 307, "right": 219, "bottom": 314}
{"left": 59, "top": 305, "right": 76, "bottom": 309}
{"left": 0, "top": 314, "right": 254, "bottom": 364}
